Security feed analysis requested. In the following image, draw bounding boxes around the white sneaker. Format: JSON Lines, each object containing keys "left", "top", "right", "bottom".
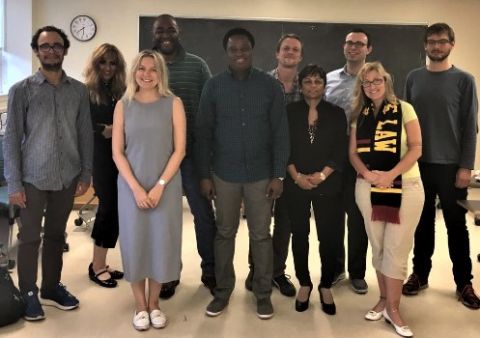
{"left": 132, "top": 311, "right": 150, "bottom": 331}
{"left": 150, "top": 309, "right": 167, "bottom": 329}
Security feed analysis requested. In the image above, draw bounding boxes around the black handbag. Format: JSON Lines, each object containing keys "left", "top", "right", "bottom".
{"left": 0, "top": 267, "right": 25, "bottom": 327}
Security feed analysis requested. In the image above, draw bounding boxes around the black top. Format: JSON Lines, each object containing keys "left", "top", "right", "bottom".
{"left": 90, "top": 85, "right": 118, "bottom": 187}
{"left": 286, "top": 99, "right": 347, "bottom": 196}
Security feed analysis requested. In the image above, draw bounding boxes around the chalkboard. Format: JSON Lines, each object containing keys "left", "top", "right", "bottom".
{"left": 139, "top": 17, "right": 427, "bottom": 98}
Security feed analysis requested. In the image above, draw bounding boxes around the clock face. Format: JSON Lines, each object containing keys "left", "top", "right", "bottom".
{"left": 70, "top": 15, "right": 96, "bottom": 42}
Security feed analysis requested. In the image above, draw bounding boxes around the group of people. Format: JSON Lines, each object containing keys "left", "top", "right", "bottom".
{"left": 2, "top": 13, "right": 479, "bottom": 337}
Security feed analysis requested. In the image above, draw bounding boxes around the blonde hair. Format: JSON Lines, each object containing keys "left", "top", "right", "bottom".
{"left": 84, "top": 43, "right": 126, "bottom": 105}
{"left": 351, "top": 61, "right": 397, "bottom": 122}
{"left": 125, "top": 50, "right": 173, "bottom": 100}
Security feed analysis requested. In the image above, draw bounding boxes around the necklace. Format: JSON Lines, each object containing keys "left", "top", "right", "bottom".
{"left": 308, "top": 124, "right": 316, "bottom": 144}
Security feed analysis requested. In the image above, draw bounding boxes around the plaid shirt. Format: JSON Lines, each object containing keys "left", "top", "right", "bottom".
{"left": 268, "top": 68, "right": 302, "bottom": 104}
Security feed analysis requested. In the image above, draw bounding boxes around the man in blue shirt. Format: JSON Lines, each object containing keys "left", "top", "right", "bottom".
{"left": 3, "top": 26, "right": 93, "bottom": 321}
{"left": 325, "top": 28, "right": 372, "bottom": 294}
{"left": 196, "top": 28, "right": 289, "bottom": 319}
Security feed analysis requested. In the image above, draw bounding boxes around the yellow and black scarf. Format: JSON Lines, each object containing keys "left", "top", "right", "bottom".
{"left": 356, "top": 100, "right": 402, "bottom": 224}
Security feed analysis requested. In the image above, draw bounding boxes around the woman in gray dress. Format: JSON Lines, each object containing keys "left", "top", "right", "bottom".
{"left": 112, "top": 50, "right": 186, "bottom": 331}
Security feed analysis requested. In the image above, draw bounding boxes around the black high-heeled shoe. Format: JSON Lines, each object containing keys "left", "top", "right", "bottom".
{"left": 88, "top": 263, "right": 117, "bottom": 288}
{"left": 295, "top": 283, "right": 313, "bottom": 312}
{"left": 319, "top": 287, "right": 336, "bottom": 315}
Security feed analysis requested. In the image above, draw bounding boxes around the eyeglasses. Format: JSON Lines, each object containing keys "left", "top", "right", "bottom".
{"left": 426, "top": 39, "right": 451, "bottom": 46}
{"left": 301, "top": 79, "right": 324, "bottom": 86}
{"left": 345, "top": 40, "right": 367, "bottom": 48}
{"left": 361, "top": 78, "right": 384, "bottom": 88}
{"left": 38, "top": 43, "right": 65, "bottom": 53}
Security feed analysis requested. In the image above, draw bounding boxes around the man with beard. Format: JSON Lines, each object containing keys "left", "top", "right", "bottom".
{"left": 196, "top": 28, "right": 288, "bottom": 319}
{"left": 403, "top": 22, "right": 480, "bottom": 309}
{"left": 325, "top": 28, "right": 371, "bottom": 294}
{"left": 3, "top": 26, "right": 93, "bottom": 320}
{"left": 152, "top": 14, "right": 216, "bottom": 298}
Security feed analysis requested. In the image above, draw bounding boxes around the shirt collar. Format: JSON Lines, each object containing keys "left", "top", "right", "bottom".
{"left": 226, "top": 66, "right": 254, "bottom": 79}
{"left": 32, "top": 69, "right": 71, "bottom": 85}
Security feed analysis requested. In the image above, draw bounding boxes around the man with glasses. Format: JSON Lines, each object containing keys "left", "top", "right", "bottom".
{"left": 3, "top": 26, "right": 93, "bottom": 320}
{"left": 403, "top": 22, "right": 480, "bottom": 309}
{"left": 325, "top": 28, "right": 372, "bottom": 294}
{"left": 152, "top": 14, "right": 217, "bottom": 298}
{"left": 245, "top": 33, "right": 303, "bottom": 297}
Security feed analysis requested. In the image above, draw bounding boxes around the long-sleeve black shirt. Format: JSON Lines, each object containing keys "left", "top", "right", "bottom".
{"left": 286, "top": 99, "right": 347, "bottom": 195}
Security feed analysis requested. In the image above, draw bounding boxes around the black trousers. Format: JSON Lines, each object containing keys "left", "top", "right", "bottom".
{"left": 287, "top": 189, "right": 343, "bottom": 288}
{"left": 91, "top": 171, "right": 118, "bottom": 248}
{"left": 412, "top": 163, "right": 473, "bottom": 288}
{"left": 17, "top": 182, "right": 76, "bottom": 293}
{"left": 335, "top": 163, "right": 368, "bottom": 279}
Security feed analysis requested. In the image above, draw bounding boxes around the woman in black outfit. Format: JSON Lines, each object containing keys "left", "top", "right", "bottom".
{"left": 84, "top": 44, "right": 126, "bottom": 288}
{"left": 285, "top": 64, "right": 347, "bottom": 314}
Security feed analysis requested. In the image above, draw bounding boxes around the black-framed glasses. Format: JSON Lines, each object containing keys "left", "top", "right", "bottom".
{"left": 426, "top": 39, "right": 451, "bottom": 46}
{"left": 38, "top": 43, "right": 65, "bottom": 53}
{"left": 301, "top": 78, "right": 324, "bottom": 86}
{"left": 361, "top": 78, "right": 384, "bottom": 88}
{"left": 345, "top": 40, "right": 367, "bottom": 48}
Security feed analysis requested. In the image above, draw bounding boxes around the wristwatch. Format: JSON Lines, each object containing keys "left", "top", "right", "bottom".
{"left": 319, "top": 172, "right": 326, "bottom": 181}
{"left": 158, "top": 178, "right": 166, "bottom": 186}
{"left": 277, "top": 177, "right": 285, "bottom": 181}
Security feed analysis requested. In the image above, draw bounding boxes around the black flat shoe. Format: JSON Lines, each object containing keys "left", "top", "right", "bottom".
{"left": 319, "top": 287, "right": 336, "bottom": 315}
{"left": 159, "top": 280, "right": 180, "bottom": 299}
{"left": 295, "top": 283, "right": 313, "bottom": 312}
{"left": 88, "top": 263, "right": 117, "bottom": 288}
{"left": 106, "top": 265, "right": 124, "bottom": 280}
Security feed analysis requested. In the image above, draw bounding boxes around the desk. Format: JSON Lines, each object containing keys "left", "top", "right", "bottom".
{"left": 457, "top": 200, "right": 480, "bottom": 262}
{"left": 457, "top": 200, "right": 480, "bottom": 218}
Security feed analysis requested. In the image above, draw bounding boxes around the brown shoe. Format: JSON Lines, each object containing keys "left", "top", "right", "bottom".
{"left": 457, "top": 285, "right": 480, "bottom": 309}
{"left": 402, "top": 273, "right": 428, "bottom": 296}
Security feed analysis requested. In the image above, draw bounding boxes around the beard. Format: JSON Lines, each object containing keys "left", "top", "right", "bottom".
{"left": 427, "top": 49, "right": 451, "bottom": 62}
{"left": 41, "top": 61, "right": 62, "bottom": 71}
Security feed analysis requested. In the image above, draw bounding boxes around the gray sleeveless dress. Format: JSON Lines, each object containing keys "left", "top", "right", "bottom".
{"left": 117, "top": 96, "right": 182, "bottom": 283}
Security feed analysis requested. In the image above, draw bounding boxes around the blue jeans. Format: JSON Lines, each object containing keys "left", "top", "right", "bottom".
{"left": 181, "top": 157, "right": 216, "bottom": 277}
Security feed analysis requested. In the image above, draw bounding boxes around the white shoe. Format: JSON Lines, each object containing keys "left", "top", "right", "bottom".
{"left": 132, "top": 311, "right": 150, "bottom": 331}
{"left": 365, "top": 309, "right": 383, "bottom": 321}
{"left": 382, "top": 309, "right": 413, "bottom": 337}
{"left": 150, "top": 309, "right": 167, "bottom": 329}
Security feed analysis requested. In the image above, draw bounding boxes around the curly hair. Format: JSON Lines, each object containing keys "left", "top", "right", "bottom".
{"left": 84, "top": 43, "right": 126, "bottom": 105}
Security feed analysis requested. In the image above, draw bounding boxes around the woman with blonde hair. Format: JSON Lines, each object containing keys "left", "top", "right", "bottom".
{"left": 349, "top": 62, "right": 424, "bottom": 337}
{"left": 84, "top": 43, "right": 126, "bottom": 288}
{"left": 112, "top": 50, "right": 186, "bottom": 330}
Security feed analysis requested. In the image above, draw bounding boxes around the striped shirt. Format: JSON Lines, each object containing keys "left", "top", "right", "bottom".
{"left": 154, "top": 45, "right": 211, "bottom": 154}
{"left": 3, "top": 70, "right": 93, "bottom": 194}
{"left": 195, "top": 67, "right": 289, "bottom": 183}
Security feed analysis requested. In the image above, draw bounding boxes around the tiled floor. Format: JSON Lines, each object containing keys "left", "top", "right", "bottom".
{"left": 1, "top": 194, "right": 480, "bottom": 337}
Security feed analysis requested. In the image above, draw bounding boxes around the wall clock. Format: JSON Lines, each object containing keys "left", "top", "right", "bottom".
{"left": 70, "top": 15, "right": 97, "bottom": 42}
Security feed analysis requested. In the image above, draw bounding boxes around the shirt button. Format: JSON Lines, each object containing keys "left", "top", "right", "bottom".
{"left": 242, "top": 123, "right": 246, "bottom": 127}
{"left": 241, "top": 108, "right": 245, "bottom": 112}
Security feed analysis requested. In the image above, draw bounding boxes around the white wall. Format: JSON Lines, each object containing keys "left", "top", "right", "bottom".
{"left": 0, "top": 0, "right": 31, "bottom": 110}
{"left": 23, "top": 0, "right": 480, "bottom": 166}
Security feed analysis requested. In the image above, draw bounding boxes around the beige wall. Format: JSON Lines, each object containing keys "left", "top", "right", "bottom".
{"left": 31, "top": 0, "right": 480, "bottom": 165}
